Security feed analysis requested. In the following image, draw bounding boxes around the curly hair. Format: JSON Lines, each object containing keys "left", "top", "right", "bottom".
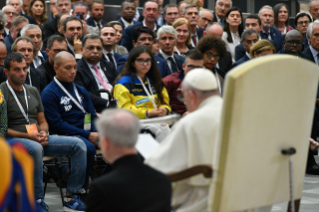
{"left": 28, "top": 0, "right": 48, "bottom": 23}
{"left": 196, "top": 35, "right": 227, "bottom": 61}
{"left": 113, "top": 45, "right": 165, "bottom": 103}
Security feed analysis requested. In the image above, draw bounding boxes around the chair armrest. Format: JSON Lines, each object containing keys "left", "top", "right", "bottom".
{"left": 167, "top": 164, "right": 213, "bottom": 182}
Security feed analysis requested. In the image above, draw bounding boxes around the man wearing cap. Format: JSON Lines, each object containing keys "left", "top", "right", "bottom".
{"left": 145, "top": 68, "right": 223, "bottom": 212}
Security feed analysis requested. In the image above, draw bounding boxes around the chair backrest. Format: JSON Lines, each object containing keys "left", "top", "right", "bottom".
{"left": 209, "top": 55, "right": 319, "bottom": 212}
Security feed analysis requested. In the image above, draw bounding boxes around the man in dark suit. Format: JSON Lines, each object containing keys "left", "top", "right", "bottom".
{"left": 183, "top": 4, "right": 203, "bottom": 47}
{"left": 258, "top": 6, "right": 283, "bottom": 52}
{"left": 86, "top": 0, "right": 107, "bottom": 30}
{"left": 20, "top": 24, "right": 48, "bottom": 69}
{"left": 38, "top": 35, "right": 68, "bottom": 84}
{"left": 235, "top": 14, "right": 262, "bottom": 61}
{"left": 117, "top": 26, "right": 171, "bottom": 77}
{"left": 156, "top": 25, "right": 185, "bottom": 74}
{"left": 4, "top": 16, "right": 29, "bottom": 55}
{"left": 117, "top": 1, "right": 138, "bottom": 31}
{"left": 8, "top": 0, "right": 36, "bottom": 24}
{"left": 87, "top": 109, "right": 172, "bottom": 212}
{"left": 277, "top": 30, "right": 313, "bottom": 61}
{"left": 75, "top": 34, "right": 117, "bottom": 113}
{"left": 232, "top": 29, "right": 259, "bottom": 69}
{"left": 100, "top": 25, "right": 122, "bottom": 70}
{"left": 303, "top": 22, "right": 319, "bottom": 64}
{"left": 43, "top": 0, "right": 71, "bottom": 39}
{"left": 12, "top": 37, "right": 47, "bottom": 93}
{"left": 212, "top": 0, "right": 232, "bottom": 27}
{"left": 121, "top": 1, "right": 161, "bottom": 52}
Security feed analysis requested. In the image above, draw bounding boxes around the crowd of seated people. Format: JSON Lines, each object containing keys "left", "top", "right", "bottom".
{"left": 1, "top": 0, "right": 319, "bottom": 211}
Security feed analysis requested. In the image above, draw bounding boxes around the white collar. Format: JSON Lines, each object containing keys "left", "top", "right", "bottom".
{"left": 4, "top": 27, "right": 9, "bottom": 35}
{"left": 86, "top": 60, "right": 101, "bottom": 69}
{"left": 310, "top": 46, "right": 319, "bottom": 57}
{"left": 245, "top": 51, "right": 251, "bottom": 59}
{"left": 121, "top": 17, "right": 134, "bottom": 28}
{"left": 159, "top": 49, "right": 174, "bottom": 59}
{"left": 36, "top": 50, "right": 43, "bottom": 58}
{"left": 143, "top": 20, "right": 157, "bottom": 31}
{"left": 94, "top": 20, "right": 101, "bottom": 27}
{"left": 103, "top": 49, "right": 114, "bottom": 55}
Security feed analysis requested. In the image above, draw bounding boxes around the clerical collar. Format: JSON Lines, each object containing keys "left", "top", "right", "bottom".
{"left": 143, "top": 20, "right": 157, "bottom": 31}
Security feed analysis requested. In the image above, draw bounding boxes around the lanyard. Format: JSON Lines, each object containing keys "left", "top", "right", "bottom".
{"left": 54, "top": 77, "right": 86, "bottom": 114}
{"left": 137, "top": 75, "right": 157, "bottom": 109}
{"left": 6, "top": 80, "right": 30, "bottom": 124}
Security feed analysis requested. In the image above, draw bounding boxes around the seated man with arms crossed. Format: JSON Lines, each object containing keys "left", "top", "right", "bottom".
{"left": 41, "top": 51, "right": 98, "bottom": 190}
{"left": 0, "top": 52, "right": 87, "bottom": 212}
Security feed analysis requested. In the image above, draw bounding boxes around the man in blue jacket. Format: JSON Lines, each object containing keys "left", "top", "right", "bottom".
{"left": 41, "top": 51, "right": 98, "bottom": 190}
{"left": 117, "top": 26, "right": 171, "bottom": 77}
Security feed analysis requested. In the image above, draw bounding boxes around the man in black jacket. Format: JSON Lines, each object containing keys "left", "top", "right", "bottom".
{"left": 87, "top": 109, "right": 171, "bottom": 212}
{"left": 37, "top": 35, "right": 67, "bottom": 84}
{"left": 74, "top": 34, "right": 117, "bottom": 113}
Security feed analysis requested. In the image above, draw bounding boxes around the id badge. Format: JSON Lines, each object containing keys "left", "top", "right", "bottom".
{"left": 26, "top": 123, "right": 39, "bottom": 133}
{"left": 84, "top": 113, "right": 91, "bottom": 131}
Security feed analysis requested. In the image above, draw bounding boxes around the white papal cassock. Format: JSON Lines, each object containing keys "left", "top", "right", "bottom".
{"left": 145, "top": 95, "right": 223, "bottom": 212}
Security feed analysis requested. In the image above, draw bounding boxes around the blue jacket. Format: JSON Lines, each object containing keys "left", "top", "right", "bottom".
{"left": 86, "top": 17, "right": 107, "bottom": 28}
{"left": 117, "top": 18, "right": 138, "bottom": 30}
{"left": 277, "top": 48, "right": 314, "bottom": 62}
{"left": 302, "top": 46, "right": 316, "bottom": 63}
{"left": 235, "top": 43, "right": 245, "bottom": 62}
{"left": 101, "top": 51, "right": 122, "bottom": 64}
{"left": 260, "top": 27, "right": 283, "bottom": 52}
{"left": 4, "top": 35, "right": 13, "bottom": 54}
{"left": 117, "top": 54, "right": 171, "bottom": 77}
{"left": 41, "top": 79, "right": 97, "bottom": 139}
{"left": 121, "top": 22, "right": 160, "bottom": 52}
{"left": 155, "top": 52, "right": 185, "bottom": 74}
{"left": 232, "top": 53, "right": 250, "bottom": 69}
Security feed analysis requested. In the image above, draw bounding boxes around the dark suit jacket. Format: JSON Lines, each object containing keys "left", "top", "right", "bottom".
{"left": 86, "top": 17, "right": 107, "bottom": 28}
{"left": 4, "top": 35, "right": 13, "bottom": 54}
{"left": 155, "top": 52, "right": 185, "bottom": 74}
{"left": 28, "top": 66, "right": 47, "bottom": 93}
{"left": 74, "top": 58, "right": 118, "bottom": 113}
{"left": 43, "top": 17, "right": 59, "bottom": 40}
{"left": 20, "top": 13, "right": 36, "bottom": 24}
{"left": 235, "top": 43, "right": 246, "bottom": 62}
{"left": 117, "top": 54, "right": 171, "bottom": 77}
{"left": 302, "top": 47, "right": 316, "bottom": 63}
{"left": 117, "top": 18, "right": 138, "bottom": 30}
{"left": 197, "top": 27, "right": 204, "bottom": 41}
{"left": 86, "top": 155, "right": 172, "bottom": 212}
{"left": 42, "top": 32, "right": 64, "bottom": 51}
{"left": 232, "top": 53, "right": 250, "bottom": 69}
{"left": 0, "top": 68, "right": 7, "bottom": 84}
{"left": 37, "top": 59, "right": 55, "bottom": 84}
{"left": 219, "top": 51, "right": 232, "bottom": 73}
{"left": 260, "top": 27, "right": 283, "bottom": 52}
{"left": 101, "top": 51, "right": 122, "bottom": 64}
{"left": 121, "top": 22, "right": 160, "bottom": 52}
{"left": 277, "top": 48, "right": 314, "bottom": 62}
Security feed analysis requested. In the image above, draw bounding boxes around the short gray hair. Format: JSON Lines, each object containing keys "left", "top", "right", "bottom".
{"left": 309, "top": 0, "right": 319, "bottom": 10}
{"left": 157, "top": 25, "right": 177, "bottom": 40}
{"left": 216, "top": 0, "right": 233, "bottom": 8}
{"left": 199, "top": 9, "right": 213, "bottom": 17}
{"left": 6, "top": 0, "right": 23, "bottom": 6}
{"left": 11, "top": 16, "right": 29, "bottom": 29}
{"left": 11, "top": 36, "right": 36, "bottom": 53}
{"left": 306, "top": 20, "right": 319, "bottom": 42}
{"left": 240, "top": 29, "right": 259, "bottom": 43}
{"left": 258, "top": 5, "right": 273, "bottom": 17}
{"left": 56, "top": 0, "right": 71, "bottom": 7}
{"left": 95, "top": 109, "right": 140, "bottom": 147}
{"left": 20, "top": 24, "right": 41, "bottom": 38}
{"left": 182, "top": 4, "right": 197, "bottom": 16}
{"left": 73, "top": 1, "right": 88, "bottom": 12}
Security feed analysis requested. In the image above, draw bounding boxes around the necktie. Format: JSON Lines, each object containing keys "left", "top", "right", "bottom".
{"left": 168, "top": 57, "right": 178, "bottom": 73}
{"left": 220, "top": 19, "right": 224, "bottom": 27}
{"left": 97, "top": 23, "right": 101, "bottom": 30}
{"left": 192, "top": 35, "right": 197, "bottom": 47}
{"left": 264, "top": 31, "right": 270, "bottom": 40}
{"left": 107, "top": 53, "right": 115, "bottom": 67}
{"left": 92, "top": 65, "right": 111, "bottom": 89}
{"left": 25, "top": 72, "right": 30, "bottom": 85}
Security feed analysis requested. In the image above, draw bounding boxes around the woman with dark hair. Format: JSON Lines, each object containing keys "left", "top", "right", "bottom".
{"left": 222, "top": 7, "right": 244, "bottom": 63}
{"left": 196, "top": 35, "right": 227, "bottom": 94}
{"left": 273, "top": 3, "right": 293, "bottom": 35}
{"left": 28, "top": 0, "right": 47, "bottom": 31}
{"left": 113, "top": 45, "right": 171, "bottom": 119}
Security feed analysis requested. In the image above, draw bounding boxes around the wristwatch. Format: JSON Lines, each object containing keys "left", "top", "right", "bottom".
{"left": 44, "top": 130, "right": 49, "bottom": 137}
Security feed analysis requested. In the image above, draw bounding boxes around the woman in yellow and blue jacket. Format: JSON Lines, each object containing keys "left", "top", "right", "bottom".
{"left": 113, "top": 46, "right": 171, "bottom": 119}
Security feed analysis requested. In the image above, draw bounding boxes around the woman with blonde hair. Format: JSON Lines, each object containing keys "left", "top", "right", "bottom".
{"left": 250, "top": 40, "right": 276, "bottom": 58}
{"left": 28, "top": 0, "right": 48, "bottom": 31}
{"left": 172, "top": 18, "right": 194, "bottom": 56}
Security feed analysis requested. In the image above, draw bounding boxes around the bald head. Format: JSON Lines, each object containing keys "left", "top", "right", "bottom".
{"left": 54, "top": 51, "right": 77, "bottom": 83}
{"left": 0, "top": 42, "right": 7, "bottom": 66}
{"left": 285, "top": 30, "right": 302, "bottom": 41}
{"left": 205, "top": 23, "right": 223, "bottom": 38}
{"left": 58, "top": 14, "right": 71, "bottom": 34}
{"left": 284, "top": 30, "right": 303, "bottom": 55}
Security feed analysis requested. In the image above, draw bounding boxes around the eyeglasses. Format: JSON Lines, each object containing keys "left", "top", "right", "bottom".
{"left": 136, "top": 58, "right": 152, "bottom": 65}
{"left": 297, "top": 21, "right": 309, "bottom": 25}
{"left": 5, "top": 11, "right": 17, "bottom": 16}
{"left": 52, "top": 49, "right": 66, "bottom": 53}
{"left": 86, "top": 46, "right": 103, "bottom": 51}
{"left": 185, "top": 64, "right": 203, "bottom": 70}
{"left": 285, "top": 40, "right": 302, "bottom": 45}
{"left": 205, "top": 52, "right": 220, "bottom": 60}
{"left": 244, "top": 39, "right": 258, "bottom": 45}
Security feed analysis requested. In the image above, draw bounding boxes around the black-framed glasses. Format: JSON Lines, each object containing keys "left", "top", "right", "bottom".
{"left": 185, "top": 64, "right": 203, "bottom": 70}
{"left": 205, "top": 52, "right": 220, "bottom": 60}
{"left": 52, "top": 49, "right": 67, "bottom": 53}
{"left": 136, "top": 58, "right": 152, "bottom": 65}
{"left": 297, "top": 21, "right": 309, "bottom": 25}
{"left": 286, "top": 40, "right": 302, "bottom": 45}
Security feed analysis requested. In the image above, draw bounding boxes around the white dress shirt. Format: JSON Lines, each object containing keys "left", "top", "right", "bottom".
{"left": 222, "top": 31, "right": 240, "bottom": 63}
{"left": 103, "top": 49, "right": 117, "bottom": 69}
{"left": 121, "top": 17, "right": 134, "bottom": 29}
